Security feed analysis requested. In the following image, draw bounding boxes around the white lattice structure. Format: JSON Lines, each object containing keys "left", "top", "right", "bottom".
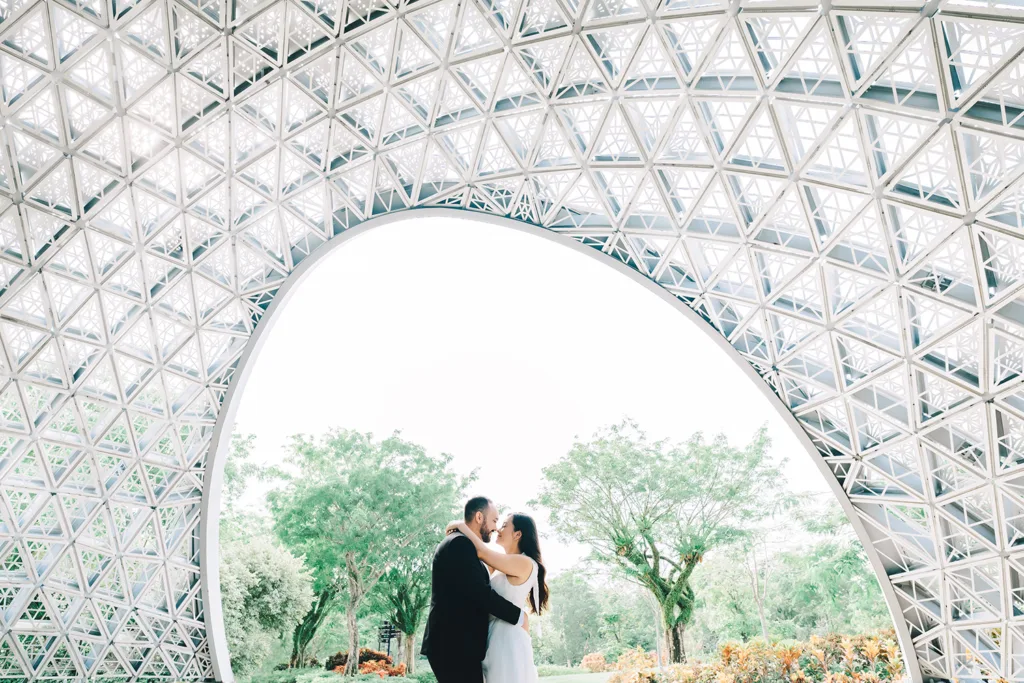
{"left": 2, "top": 0, "right": 1024, "bottom": 678}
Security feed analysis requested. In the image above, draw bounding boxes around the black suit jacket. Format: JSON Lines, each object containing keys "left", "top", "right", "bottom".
{"left": 420, "top": 533, "right": 522, "bottom": 663}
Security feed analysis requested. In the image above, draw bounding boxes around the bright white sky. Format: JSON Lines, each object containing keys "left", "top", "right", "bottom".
{"left": 231, "top": 215, "right": 833, "bottom": 574}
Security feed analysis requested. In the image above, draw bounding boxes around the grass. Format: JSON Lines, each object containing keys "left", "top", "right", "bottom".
{"left": 541, "top": 673, "right": 613, "bottom": 683}
{"left": 243, "top": 664, "right": 607, "bottom": 683}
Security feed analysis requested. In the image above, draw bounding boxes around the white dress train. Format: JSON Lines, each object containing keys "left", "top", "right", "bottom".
{"left": 482, "top": 558, "right": 539, "bottom": 683}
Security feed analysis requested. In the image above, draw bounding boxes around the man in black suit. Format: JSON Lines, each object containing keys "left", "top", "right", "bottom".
{"left": 421, "top": 496, "right": 528, "bottom": 683}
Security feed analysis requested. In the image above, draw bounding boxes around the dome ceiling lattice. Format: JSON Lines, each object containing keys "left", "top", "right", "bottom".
{"left": 0, "top": 0, "right": 1023, "bottom": 679}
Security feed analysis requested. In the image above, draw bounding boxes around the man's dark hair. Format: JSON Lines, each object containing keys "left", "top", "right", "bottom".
{"left": 464, "top": 496, "right": 492, "bottom": 523}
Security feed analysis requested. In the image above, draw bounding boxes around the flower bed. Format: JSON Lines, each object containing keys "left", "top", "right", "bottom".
{"left": 354, "top": 659, "right": 408, "bottom": 677}
{"left": 324, "top": 648, "right": 393, "bottom": 671}
{"left": 602, "top": 632, "right": 904, "bottom": 683}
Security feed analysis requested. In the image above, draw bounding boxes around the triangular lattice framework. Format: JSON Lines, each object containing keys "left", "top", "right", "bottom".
{"left": 0, "top": 0, "right": 1023, "bottom": 679}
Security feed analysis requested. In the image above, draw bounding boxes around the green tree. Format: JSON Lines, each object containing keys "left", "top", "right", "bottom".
{"left": 536, "top": 420, "right": 784, "bottom": 663}
{"left": 220, "top": 433, "right": 283, "bottom": 543}
{"left": 313, "top": 604, "right": 385, "bottom": 663}
{"left": 545, "top": 573, "right": 603, "bottom": 665}
{"left": 774, "top": 503, "right": 890, "bottom": 636}
{"left": 598, "top": 579, "right": 659, "bottom": 659}
{"left": 367, "top": 468, "right": 471, "bottom": 673}
{"left": 219, "top": 537, "right": 314, "bottom": 677}
{"left": 222, "top": 434, "right": 257, "bottom": 512}
{"left": 532, "top": 615, "right": 566, "bottom": 666}
{"left": 689, "top": 548, "right": 762, "bottom": 649}
{"left": 218, "top": 433, "right": 312, "bottom": 675}
{"left": 532, "top": 572, "right": 659, "bottom": 665}
{"left": 368, "top": 553, "right": 437, "bottom": 672}
{"left": 269, "top": 429, "right": 466, "bottom": 675}
{"left": 687, "top": 500, "right": 891, "bottom": 652}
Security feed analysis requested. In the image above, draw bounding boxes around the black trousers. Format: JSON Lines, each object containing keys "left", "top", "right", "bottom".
{"left": 427, "top": 654, "right": 484, "bottom": 683}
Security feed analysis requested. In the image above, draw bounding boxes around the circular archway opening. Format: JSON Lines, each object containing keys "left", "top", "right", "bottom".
{"left": 213, "top": 215, "right": 898, "bottom": 682}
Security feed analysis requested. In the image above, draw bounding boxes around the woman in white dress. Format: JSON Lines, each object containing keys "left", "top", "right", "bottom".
{"left": 446, "top": 513, "right": 550, "bottom": 683}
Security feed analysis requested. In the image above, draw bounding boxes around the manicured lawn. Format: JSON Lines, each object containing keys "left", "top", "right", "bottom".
{"left": 541, "top": 673, "right": 612, "bottom": 683}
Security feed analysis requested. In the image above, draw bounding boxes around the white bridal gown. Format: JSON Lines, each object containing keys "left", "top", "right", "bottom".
{"left": 483, "top": 558, "right": 539, "bottom": 683}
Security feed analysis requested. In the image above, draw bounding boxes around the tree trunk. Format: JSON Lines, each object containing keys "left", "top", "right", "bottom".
{"left": 403, "top": 633, "right": 416, "bottom": 673}
{"left": 756, "top": 600, "right": 770, "bottom": 641}
{"left": 342, "top": 554, "right": 369, "bottom": 677}
{"left": 291, "top": 588, "right": 336, "bottom": 668}
{"left": 344, "top": 598, "right": 360, "bottom": 676}
{"left": 290, "top": 632, "right": 302, "bottom": 669}
{"left": 642, "top": 592, "right": 663, "bottom": 668}
{"left": 665, "top": 619, "right": 686, "bottom": 663}
{"left": 652, "top": 610, "right": 663, "bottom": 667}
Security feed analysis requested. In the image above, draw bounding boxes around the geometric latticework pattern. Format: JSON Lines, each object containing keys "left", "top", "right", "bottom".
{"left": 3, "top": 0, "right": 1024, "bottom": 678}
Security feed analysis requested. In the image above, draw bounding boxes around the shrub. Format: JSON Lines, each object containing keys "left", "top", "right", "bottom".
{"left": 324, "top": 648, "right": 393, "bottom": 671}
{"left": 361, "top": 649, "right": 393, "bottom": 665}
{"left": 607, "top": 631, "right": 903, "bottom": 683}
{"left": 355, "top": 660, "right": 408, "bottom": 677}
{"left": 324, "top": 652, "right": 345, "bottom": 671}
{"left": 219, "top": 538, "right": 313, "bottom": 677}
{"left": 582, "top": 652, "right": 608, "bottom": 672}
{"left": 616, "top": 647, "right": 658, "bottom": 671}
{"left": 609, "top": 673, "right": 659, "bottom": 683}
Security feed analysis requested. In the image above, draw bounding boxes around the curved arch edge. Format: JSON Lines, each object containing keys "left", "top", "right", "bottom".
{"left": 199, "top": 208, "right": 922, "bottom": 683}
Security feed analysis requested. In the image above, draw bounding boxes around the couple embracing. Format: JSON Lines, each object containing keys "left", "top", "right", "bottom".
{"left": 421, "top": 496, "right": 549, "bottom": 683}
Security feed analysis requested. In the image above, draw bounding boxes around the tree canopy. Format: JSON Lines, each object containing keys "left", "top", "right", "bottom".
{"left": 220, "top": 537, "right": 314, "bottom": 676}
{"left": 536, "top": 420, "right": 787, "bottom": 662}
{"left": 268, "top": 428, "right": 469, "bottom": 673}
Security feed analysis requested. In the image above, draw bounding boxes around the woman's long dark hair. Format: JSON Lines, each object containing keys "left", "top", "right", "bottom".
{"left": 511, "top": 513, "right": 549, "bottom": 615}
